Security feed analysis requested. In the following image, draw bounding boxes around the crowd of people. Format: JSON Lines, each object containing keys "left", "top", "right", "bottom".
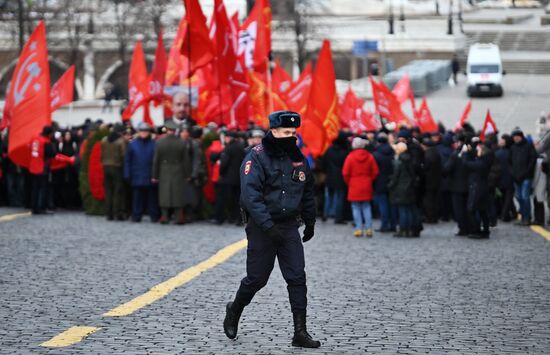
{"left": 1, "top": 93, "right": 549, "bottom": 239}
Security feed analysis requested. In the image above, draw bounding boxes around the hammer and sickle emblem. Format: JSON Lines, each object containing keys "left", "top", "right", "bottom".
{"left": 14, "top": 52, "right": 41, "bottom": 105}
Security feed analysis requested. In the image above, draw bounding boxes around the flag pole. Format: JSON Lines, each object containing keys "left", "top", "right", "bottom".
{"left": 187, "top": 23, "right": 193, "bottom": 122}
{"left": 266, "top": 53, "right": 274, "bottom": 114}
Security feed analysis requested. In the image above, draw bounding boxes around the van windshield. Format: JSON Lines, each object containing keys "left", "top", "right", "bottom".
{"left": 470, "top": 65, "right": 500, "bottom": 74}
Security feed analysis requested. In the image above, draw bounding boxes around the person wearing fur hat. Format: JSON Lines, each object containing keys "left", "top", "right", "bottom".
{"left": 388, "top": 142, "right": 417, "bottom": 237}
{"left": 224, "top": 111, "right": 320, "bottom": 348}
{"left": 342, "top": 137, "right": 379, "bottom": 237}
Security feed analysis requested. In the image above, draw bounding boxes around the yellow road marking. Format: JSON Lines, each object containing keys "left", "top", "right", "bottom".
{"left": 0, "top": 211, "right": 31, "bottom": 222}
{"left": 103, "top": 238, "right": 248, "bottom": 317}
{"left": 530, "top": 225, "right": 550, "bottom": 242}
{"left": 41, "top": 326, "right": 100, "bottom": 348}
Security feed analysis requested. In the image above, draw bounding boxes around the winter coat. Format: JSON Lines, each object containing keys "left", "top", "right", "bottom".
{"left": 444, "top": 150, "right": 469, "bottom": 193}
{"left": 373, "top": 143, "right": 394, "bottom": 194}
{"left": 509, "top": 139, "right": 536, "bottom": 182}
{"left": 388, "top": 152, "right": 416, "bottom": 205}
{"left": 462, "top": 149, "right": 494, "bottom": 212}
{"left": 436, "top": 134, "right": 454, "bottom": 191}
{"left": 322, "top": 141, "right": 349, "bottom": 190}
{"left": 100, "top": 133, "right": 126, "bottom": 167}
{"left": 342, "top": 149, "right": 379, "bottom": 201}
{"left": 494, "top": 147, "right": 513, "bottom": 189}
{"left": 423, "top": 146, "right": 442, "bottom": 192}
{"left": 124, "top": 137, "right": 155, "bottom": 187}
{"left": 219, "top": 139, "right": 246, "bottom": 186}
{"left": 152, "top": 134, "right": 192, "bottom": 208}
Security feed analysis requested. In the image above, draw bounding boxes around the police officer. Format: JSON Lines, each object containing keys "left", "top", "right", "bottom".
{"left": 223, "top": 111, "right": 320, "bottom": 348}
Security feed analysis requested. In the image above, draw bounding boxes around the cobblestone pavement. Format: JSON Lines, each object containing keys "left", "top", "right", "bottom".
{"left": 0, "top": 208, "right": 549, "bottom": 354}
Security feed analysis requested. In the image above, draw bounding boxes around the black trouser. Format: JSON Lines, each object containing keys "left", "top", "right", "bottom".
{"left": 214, "top": 183, "right": 240, "bottom": 223}
{"left": 439, "top": 190, "right": 452, "bottom": 221}
{"left": 452, "top": 192, "right": 469, "bottom": 233}
{"left": 234, "top": 219, "right": 307, "bottom": 313}
{"left": 132, "top": 186, "right": 160, "bottom": 221}
{"left": 423, "top": 188, "right": 439, "bottom": 223}
{"left": 498, "top": 187, "right": 516, "bottom": 221}
{"left": 31, "top": 173, "right": 48, "bottom": 212}
{"left": 533, "top": 197, "right": 545, "bottom": 225}
{"left": 103, "top": 166, "right": 124, "bottom": 218}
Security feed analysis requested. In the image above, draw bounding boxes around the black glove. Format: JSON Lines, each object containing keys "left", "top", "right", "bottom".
{"left": 266, "top": 225, "right": 283, "bottom": 241}
{"left": 302, "top": 224, "right": 315, "bottom": 243}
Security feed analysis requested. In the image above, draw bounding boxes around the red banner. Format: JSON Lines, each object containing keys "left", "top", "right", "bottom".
{"left": 7, "top": 21, "right": 52, "bottom": 168}
{"left": 50, "top": 65, "right": 75, "bottom": 112}
{"left": 301, "top": 40, "right": 340, "bottom": 157}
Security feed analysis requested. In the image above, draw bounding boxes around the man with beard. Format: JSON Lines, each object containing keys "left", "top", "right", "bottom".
{"left": 223, "top": 111, "right": 320, "bottom": 348}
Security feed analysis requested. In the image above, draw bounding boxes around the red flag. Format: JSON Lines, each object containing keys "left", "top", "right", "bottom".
{"left": 480, "top": 110, "right": 497, "bottom": 141}
{"left": 122, "top": 41, "right": 149, "bottom": 121}
{"left": 247, "top": 70, "right": 270, "bottom": 128}
{"left": 239, "top": 0, "right": 272, "bottom": 71}
{"left": 166, "top": 18, "right": 189, "bottom": 86}
{"left": 340, "top": 87, "right": 380, "bottom": 134}
{"left": 181, "top": 0, "right": 215, "bottom": 75}
{"left": 453, "top": 100, "right": 472, "bottom": 132}
{"left": 50, "top": 65, "right": 75, "bottom": 112}
{"left": 302, "top": 40, "right": 340, "bottom": 157}
{"left": 286, "top": 62, "right": 312, "bottom": 116}
{"left": 149, "top": 30, "right": 167, "bottom": 105}
{"left": 392, "top": 74, "right": 416, "bottom": 110}
{"left": 414, "top": 97, "right": 438, "bottom": 133}
{"left": 229, "top": 59, "right": 250, "bottom": 130}
{"left": 211, "top": 0, "right": 237, "bottom": 85}
{"left": 272, "top": 58, "right": 292, "bottom": 94}
{"left": 370, "top": 76, "right": 410, "bottom": 127}
{"left": 7, "top": 21, "right": 51, "bottom": 168}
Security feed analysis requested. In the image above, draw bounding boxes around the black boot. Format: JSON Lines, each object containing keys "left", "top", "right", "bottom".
{"left": 291, "top": 311, "right": 321, "bottom": 348}
{"left": 223, "top": 301, "right": 243, "bottom": 339}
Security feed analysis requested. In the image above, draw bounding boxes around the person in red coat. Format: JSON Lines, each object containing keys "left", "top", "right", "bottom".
{"left": 342, "top": 137, "right": 379, "bottom": 237}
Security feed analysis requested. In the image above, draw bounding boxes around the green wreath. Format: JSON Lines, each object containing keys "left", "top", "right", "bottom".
{"left": 79, "top": 128, "right": 109, "bottom": 215}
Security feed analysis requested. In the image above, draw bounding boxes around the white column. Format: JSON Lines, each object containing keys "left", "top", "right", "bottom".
{"left": 82, "top": 39, "right": 95, "bottom": 100}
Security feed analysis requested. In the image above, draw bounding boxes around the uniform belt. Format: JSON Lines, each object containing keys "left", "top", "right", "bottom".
{"left": 272, "top": 216, "right": 298, "bottom": 224}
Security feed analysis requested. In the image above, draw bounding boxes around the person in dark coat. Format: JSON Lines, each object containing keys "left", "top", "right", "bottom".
{"left": 388, "top": 142, "right": 416, "bottom": 237}
{"left": 180, "top": 124, "right": 201, "bottom": 219}
{"left": 462, "top": 139, "right": 494, "bottom": 238}
{"left": 372, "top": 133, "right": 396, "bottom": 232}
{"left": 445, "top": 134, "right": 472, "bottom": 236}
{"left": 321, "top": 131, "right": 349, "bottom": 224}
{"left": 152, "top": 120, "right": 192, "bottom": 224}
{"left": 436, "top": 132, "right": 454, "bottom": 221}
{"left": 55, "top": 130, "right": 80, "bottom": 209}
{"left": 421, "top": 137, "right": 442, "bottom": 223}
{"left": 399, "top": 129, "right": 424, "bottom": 236}
{"left": 213, "top": 130, "right": 246, "bottom": 225}
{"left": 224, "top": 111, "right": 320, "bottom": 348}
{"left": 509, "top": 128, "right": 536, "bottom": 225}
{"left": 124, "top": 122, "right": 159, "bottom": 222}
{"left": 495, "top": 134, "right": 516, "bottom": 221}
{"left": 101, "top": 124, "right": 127, "bottom": 220}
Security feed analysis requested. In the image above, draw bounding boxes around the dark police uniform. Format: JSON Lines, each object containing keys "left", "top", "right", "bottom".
{"left": 223, "top": 111, "right": 320, "bottom": 348}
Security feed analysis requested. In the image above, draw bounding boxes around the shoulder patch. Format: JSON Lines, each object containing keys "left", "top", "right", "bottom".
{"left": 252, "top": 144, "right": 264, "bottom": 154}
{"left": 244, "top": 160, "right": 252, "bottom": 175}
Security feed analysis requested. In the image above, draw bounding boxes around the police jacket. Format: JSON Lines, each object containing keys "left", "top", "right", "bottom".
{"left": 240, "top": 132, "right": 316, "bottom": 232}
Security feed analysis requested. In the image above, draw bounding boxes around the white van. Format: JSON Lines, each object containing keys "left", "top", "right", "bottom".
{"left": 466, "top": 43, "right": 505, "bottom": 97}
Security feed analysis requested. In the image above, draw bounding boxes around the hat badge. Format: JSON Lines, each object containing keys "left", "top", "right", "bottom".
{"left": 291, "top": 117, "right": 295, "bottom": 122}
